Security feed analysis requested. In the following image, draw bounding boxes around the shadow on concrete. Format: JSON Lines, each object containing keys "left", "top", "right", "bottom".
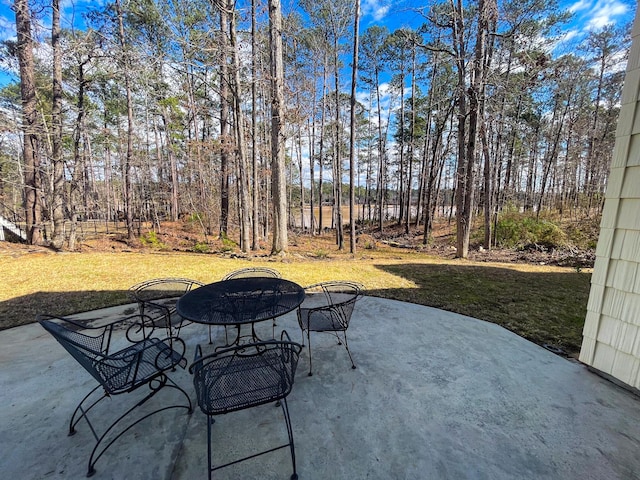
{"left": 367, "top": 262, "right": 591, "bottom": 357}
{"left": 0, "top": 290, "right": 134, "bottom": 331}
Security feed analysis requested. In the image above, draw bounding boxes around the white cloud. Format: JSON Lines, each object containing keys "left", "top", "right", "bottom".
{"left": 356, "top": 90, "right": 370, "bottom": 107}
{"left": 362, "top": 0, "right": 390, "bottom": 22}
{"left": 377, "top": 82, "right": 392, "bottom": 98}
{"left": 560, "top": 29, "right": 581, "bottom": 44}
{"left": 569, "top": 0, "right": 592, "bottom": 13}
{"left": 373, "top": 6, "right": 390, "bottom": 22}
{"left": 585, "top": 0, "right": 630, "bottom": 30}
{"left": 0, "top": 13, "right": 15, "bottom": 42}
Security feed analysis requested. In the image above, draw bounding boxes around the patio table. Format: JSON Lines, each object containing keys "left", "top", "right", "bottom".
{"left": 176, "top": 277, "right": 305, "bottom": 346}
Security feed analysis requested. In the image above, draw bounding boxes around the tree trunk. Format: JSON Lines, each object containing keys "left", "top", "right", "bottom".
{"left": 405, "top": 44, "right": 416, "bottom": 235}
{"left": 219, "top": 8, "right": 230, "bottom": 238}
{"left": 348, "top": 0, "right": 360, "bottom": 253}
{"left": 51, "top": 0, "right": 65, "bottom": 249}
{"left": 15, "top": 0, "right": 42, "bottom": 245}
{"left": 375, "top": 65, "right": 385, "bottom": 232}
{"left": 251, "top": 0, "right": 260, "bottom": 249}
{"left": 115, "top": 0, "right": 135, "bottom": 241}
{"left": 398, "top": 70, "right": 405, "bottom": 228}
{"left": 229, "top": 1, "right": 251, "bottom": 252}
{"left": 318, "top": 50, "right": 328, "bottom": 233}
{"left": 481, "top": 119, "right": 492, "bottom": 249}
{"left": 269, "top": 0, "right": 288, "bottom": 254}
{"left": 453, "top": 0, "right": 471, "bottom": 258}
{"left": 69, "top": 58, "right": 89, "bottom": 251}
{"left": 333, "top": 36, "right": 344, "bottom": 250}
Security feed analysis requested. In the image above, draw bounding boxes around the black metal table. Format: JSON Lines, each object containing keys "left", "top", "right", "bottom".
{"left": 176, "top": 277, "right": 305, "bottom": 345}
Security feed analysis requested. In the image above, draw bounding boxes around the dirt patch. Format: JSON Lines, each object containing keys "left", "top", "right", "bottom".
{"left": 0, "top": 241, "right": 53, "bottom": 257}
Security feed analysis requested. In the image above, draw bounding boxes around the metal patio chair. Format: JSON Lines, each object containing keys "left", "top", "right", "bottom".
{"left": 222, "top": 267, "right": 282, "bottom": 281}
{"left": 222, "top": 267, "right": 283, "bottom": 338}
{"left": 297, "top": 281, "right": 364, "bottom": 376}
{"left": 38, "top": 313, "right": 193, "bottom": 477}
{"left": 129, "top": 277, "right": 206, "bottom": 340}
{"left": 189, "top": 330, "right": 302, "bottom": 480}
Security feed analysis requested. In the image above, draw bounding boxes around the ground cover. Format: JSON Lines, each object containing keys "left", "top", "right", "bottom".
{"left": 0, "top": 220, "right": 592, "bottom": 358}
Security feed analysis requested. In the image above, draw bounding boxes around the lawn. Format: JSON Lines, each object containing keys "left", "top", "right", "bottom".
{"left": 0, "top": 238, "right": 592, "bottom": 358}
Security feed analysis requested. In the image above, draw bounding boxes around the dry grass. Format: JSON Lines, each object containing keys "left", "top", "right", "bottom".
{"left": 0, "top": 232, "right": 592, "bottom": 357}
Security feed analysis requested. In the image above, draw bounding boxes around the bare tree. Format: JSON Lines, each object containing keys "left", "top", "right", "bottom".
{"left": 219, "top": 3, "right": 231, "bottom": 238}
{"left": 228, "top": 0, "right": 251, "bottom": 252}
{"left": 269, "top": 0, "right": 288, "bottom": 254}
{"left": 451, "top": 0, "right": 495, "bottom": 258}
{"left": 51, "top": 0, "right": 65, "bottom": 249}
{"left": 348, "top": 0, "right": 360, "bottom": 253}
{"left": 13, "top": 0, "right": 42, "bottom": 245}
{"left": 251, "top": 0, "right": 259, "bottom": 249}
{"left": 115, "top": 0, "right": 135, "bottom": 240}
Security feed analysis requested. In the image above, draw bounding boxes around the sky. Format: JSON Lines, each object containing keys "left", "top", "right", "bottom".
{"left": 0, "top": 0, "right": 636, "bottom": 88}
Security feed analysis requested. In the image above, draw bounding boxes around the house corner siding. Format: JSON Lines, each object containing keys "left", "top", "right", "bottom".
{"left": 579, "top": 7, "right": 640, "bottom": 390}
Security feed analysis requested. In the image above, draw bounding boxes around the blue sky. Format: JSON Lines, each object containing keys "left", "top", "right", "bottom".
{"left": 0, "top": 0, "right": 635, "bottom": 88}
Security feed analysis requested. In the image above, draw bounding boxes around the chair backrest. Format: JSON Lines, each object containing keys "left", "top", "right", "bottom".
{"left": 190, "top": 332, "right": 302, "bottom": 415}
{"left": 301, "top": 281, "right": 363, "bottom": 330}
{"left": 305, "top": 281, "right": 362, "bottom": 306}
{"left": 129, "top": 278, "right": 205, "bottom": 329}
{"left": 222, "top": 267, "right": 281, "bottom": 281}
{"left": 39, "top": 316, "right": 108, "bottom": 387}
{"left": 129, "top": 277, "right": 204, "bottom": 303}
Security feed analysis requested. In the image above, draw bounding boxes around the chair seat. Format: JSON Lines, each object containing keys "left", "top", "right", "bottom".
{"left": 195, "top": 350, "right": 291, "bottom": 415}
{"left": 298, "top": 308, "right": 342, "bottom": 332}
{"left": 97, "top": 338, "right": 187, "bottom": 393}
{"left": 143, "top": 298, "right": 184, "bottom": 326}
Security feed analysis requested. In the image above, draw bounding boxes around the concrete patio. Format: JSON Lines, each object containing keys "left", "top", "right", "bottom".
{"left": 1, "top": 296, "right": 639, "bottom": 479}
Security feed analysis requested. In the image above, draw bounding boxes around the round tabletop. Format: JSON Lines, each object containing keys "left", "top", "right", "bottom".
{"left": 176, "top": 277, "right": 305, "bottom": 326}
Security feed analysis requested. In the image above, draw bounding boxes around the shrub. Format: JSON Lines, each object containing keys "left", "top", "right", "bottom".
{"left": 565, "top": 217, "right": 600, "bottom": 250}
{"left": 140, "top": 231, "right": 169, "bottom": 250}
{"left": 358, "top": 234, "right": 377, "bottom": 250}
{"left": 495, "top": 214, "right": 566, "bottom": 249}
{"left": 188, "top": 212, "right": 202, "bottom": 223}
{"left": 192, "top": 242, "right": 210, "bottom": 254}
{"left": 220, "top": 233, "right": 237, "bottom": 252}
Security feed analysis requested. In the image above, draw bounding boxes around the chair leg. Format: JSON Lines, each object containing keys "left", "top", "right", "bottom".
{"left": 280, "top": 398, "right": 298, "bottom": 480}
{"left": 71, "top": 375, "right": 192, "bottom": 477}
{"left": 207, "top": 415, "right": 214, "bottom": 480}
{"left": 306, "top": 329, "right": 313, "bottom": 376}
{"left": 68, "top": 383, "right": 106, "bottom": 437}
{"left": 342, "top": 331, "right": 356, "bottom": 370}
{"left": 204, "top": 401, "right": 298, "bottom": 478}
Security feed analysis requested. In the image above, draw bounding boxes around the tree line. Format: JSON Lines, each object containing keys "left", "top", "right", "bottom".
{"left": 0, "top": 0, "right": 631, "bottom": 257}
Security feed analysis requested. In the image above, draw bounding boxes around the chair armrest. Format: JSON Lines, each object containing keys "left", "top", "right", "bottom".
{"left": 157, "top": 336, "right": 187, "bottom": 367}
{"left": 38, "top": 313, "right": 158, "bottom": 355}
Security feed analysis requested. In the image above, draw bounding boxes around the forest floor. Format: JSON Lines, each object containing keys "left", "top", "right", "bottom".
{"left": 365, "top": 222, "right": 597, "bottom": 270}
{"left": 0, "top": 217, "right": 597, "bottom": 268}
